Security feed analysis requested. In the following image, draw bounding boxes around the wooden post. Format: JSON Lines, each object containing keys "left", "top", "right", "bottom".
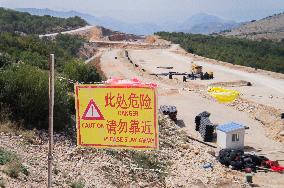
{"left": 48, "top": 54, "right": 55, "bottom": 188}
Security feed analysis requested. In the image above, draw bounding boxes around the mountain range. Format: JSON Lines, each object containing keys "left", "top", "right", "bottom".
{"left": 220, "top": 12, "right": 284, "bottom": 41}
{"left": 15, "top": 8, "right": 239, "bottom": 35}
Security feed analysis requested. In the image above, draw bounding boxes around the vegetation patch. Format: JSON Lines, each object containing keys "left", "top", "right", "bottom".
{"left": 0, "top": 7, "right": 88, "bottom": 35}
{"left": 71, "top": 179, "right": 85, "bottom": 188}
{"left": 0, "top": 148, "right": 29, "bottom": 179}
{"left": 0, "top": 16, "right": 101, "bottom": 130}
{"left": 0, "top": 177, "right": 5, "bottom": 188}
{"left": 156, "top": 32, "right": 284, "bottom": 74}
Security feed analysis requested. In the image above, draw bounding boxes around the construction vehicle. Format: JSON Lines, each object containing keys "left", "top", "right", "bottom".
{"left": 182, "top": 63, "right": 214, "bottom": 81}
{"left": 192, "top": 64, "right": 203, "bottom": 74}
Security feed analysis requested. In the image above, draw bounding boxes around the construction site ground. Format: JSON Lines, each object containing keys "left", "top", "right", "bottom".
{"left": 95, "top": 43, "right": 284, "bottom": 187}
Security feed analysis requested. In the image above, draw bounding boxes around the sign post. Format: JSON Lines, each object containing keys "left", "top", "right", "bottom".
{"left": 75, "top": 84, "right": 158, "bottom": 150}
{"left": 48, "top": 54, "right": 54, "bottom": 188}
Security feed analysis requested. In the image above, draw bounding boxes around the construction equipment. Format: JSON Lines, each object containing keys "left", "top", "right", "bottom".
{"left": 183, "top": 64, "right": 214, "bottom": 82}
{"left": 150, "top": 72, "right": 188, "bottom": 79}
{"left": 192, "top": 64, "right": 203, "bottom": 74}
{"left": 157, "top": 66, "right": 174, "bottom": 69}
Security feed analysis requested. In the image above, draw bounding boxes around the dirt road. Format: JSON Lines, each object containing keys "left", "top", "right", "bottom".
{"left": 97, "top": 47, "right": 284, "bottom": 187}
{"left": 128, "top": 48, "right": 284, "bottom": 110}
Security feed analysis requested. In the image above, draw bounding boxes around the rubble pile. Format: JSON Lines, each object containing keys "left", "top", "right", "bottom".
{"left": 218, "top": 149, "right": 284, "bottom": 173}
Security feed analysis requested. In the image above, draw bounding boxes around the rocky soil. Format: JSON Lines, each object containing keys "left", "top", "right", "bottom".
{"left": 0, "top": 114, "right": 245, "bottom": 187}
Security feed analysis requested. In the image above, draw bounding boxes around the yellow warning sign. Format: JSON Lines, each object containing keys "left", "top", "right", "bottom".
{"left": 75, "top": 84, "right": 158, "bottom": 150}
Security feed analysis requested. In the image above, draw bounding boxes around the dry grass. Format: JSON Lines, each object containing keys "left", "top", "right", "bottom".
{"left": 0, "top": 122, "right": 38, "bottom": 144}
{"left": 0, "top": 148, "right": 29, "bottom": 179}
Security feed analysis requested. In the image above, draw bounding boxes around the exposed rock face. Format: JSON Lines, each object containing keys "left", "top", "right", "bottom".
{"left": 71, "top": 26, "right": 143, "bottom": 42}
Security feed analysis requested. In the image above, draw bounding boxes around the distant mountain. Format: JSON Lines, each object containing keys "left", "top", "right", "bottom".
{"left": 15, "top": 8, "right": 161, "bottom": 35}
{"left": 15, "top": 8, "right": 239, "bottom": 35}
{"left": 220, "top": 12, "right": 284, "bottom": 41}
{"left": 177, "top": 13, "right": 240, "bottom": 34}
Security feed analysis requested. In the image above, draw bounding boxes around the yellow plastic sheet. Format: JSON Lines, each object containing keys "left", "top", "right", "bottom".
{"left": 208, "top": 87, "right": 240, "bottom": 103}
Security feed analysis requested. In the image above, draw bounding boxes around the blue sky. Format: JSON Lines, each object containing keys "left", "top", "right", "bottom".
{"left": 1, "top": 0, "right": 284, "bottom": 23}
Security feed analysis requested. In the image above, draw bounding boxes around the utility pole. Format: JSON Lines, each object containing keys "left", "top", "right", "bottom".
{"left": 48, "top": 54, "right": 55, "bottom": 188}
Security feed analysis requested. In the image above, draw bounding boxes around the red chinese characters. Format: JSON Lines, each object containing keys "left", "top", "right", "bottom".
{"left": 104, "top": 92, "right": 153, "bottom": 110}
{"left": 106, "top": 119, "right": 153, "bottom": 135}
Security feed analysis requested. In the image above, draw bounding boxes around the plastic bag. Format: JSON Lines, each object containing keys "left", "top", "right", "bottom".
{"left": 208, "top": 87, "right": 240, "bottom": 103}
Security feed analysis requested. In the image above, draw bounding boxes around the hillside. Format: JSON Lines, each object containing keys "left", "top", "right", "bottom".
{"left": 16, "top": 8, "right": 239, "bottom": 35}
{"left": 0, "top": 8, "right": 101, "bottom": 130}
{"left": 16, "top": 8, "right": 161, "bottom": 35}
{"left": 177, "top": 13, "right": 240, "bottom": 35}
{"left": 220, "top": 12, "right": 284, "bottom": 41}
{"left": 156, "top": 32, "right": 284, "bottom": 74}
{"left": 0, "top": 7, "right": 88, "bottom": 35}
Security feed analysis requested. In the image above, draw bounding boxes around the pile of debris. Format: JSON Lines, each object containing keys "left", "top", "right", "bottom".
{"left": 218, "top": 149, "right": 284, "bottom": 173}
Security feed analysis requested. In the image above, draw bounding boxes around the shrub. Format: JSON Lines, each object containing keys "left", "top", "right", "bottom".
{"left": 71, "top": 179, "right": 85, "bottom": 188}
{"left": 0, "top": 53, "right": 14, "bottom": 68}
{"left": 0, "top": 148, "right": 17, "bottom": 165}
{"left": 0, "top": 148, "right": 29, "bottom": 178}
{"left": 63, "top": 59, "right": 101, "bottom": 90}
{"left": 0, "top": 64, "right": 69, "bottom": 130}
{"left": 4, "top": 160, "right": 22, "bottom": 178}
{"left": 55, "top": 34, "right": 86, "bottom": 56}
{"left": 0, "top": 177, "right": 5, "bottom": 188}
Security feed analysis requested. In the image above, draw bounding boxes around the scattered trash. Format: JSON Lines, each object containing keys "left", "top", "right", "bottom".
{"left": 203, "top": 163, "right": 213, "bottom": 169}
{"left": 263, "top": 160, "right": 284, "bottom": 172}
{"left": 157, "top": 66, "right": 173, "bottom": 69}
{"left": 218, "top": 149, "right": 284, "bottom": 173}
{"left": 245, "top": 173, "right": 253, "bottom": 184}
{"left": 208, "top": 87, "right": 240, "bottom": 103}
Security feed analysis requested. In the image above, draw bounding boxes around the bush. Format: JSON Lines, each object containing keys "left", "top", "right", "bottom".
{"left": 71, "top": 179, "right": 85, "bottom": 188}
{"left": 0, "top": 148, "right": 17, "bottom": 165}
{"left": 0, "top": 53, "right": 14, "bottom": 68}
{"left": 0, "top": 64, "right": 69, "bottom": 130}
{"left": 0, "top": 177, "right": 5, "bottom": 188}
{"left": 0, "top": 148, "right": 27, "bottom": 179}
{"left": 4, "top": 161, "right": 22, "bottom": 178}
{"left": 63, "top": 59, "right": 101, "bottom": 90}
{"left": 55, "top": 34, "right": 86, "bottom": 56}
